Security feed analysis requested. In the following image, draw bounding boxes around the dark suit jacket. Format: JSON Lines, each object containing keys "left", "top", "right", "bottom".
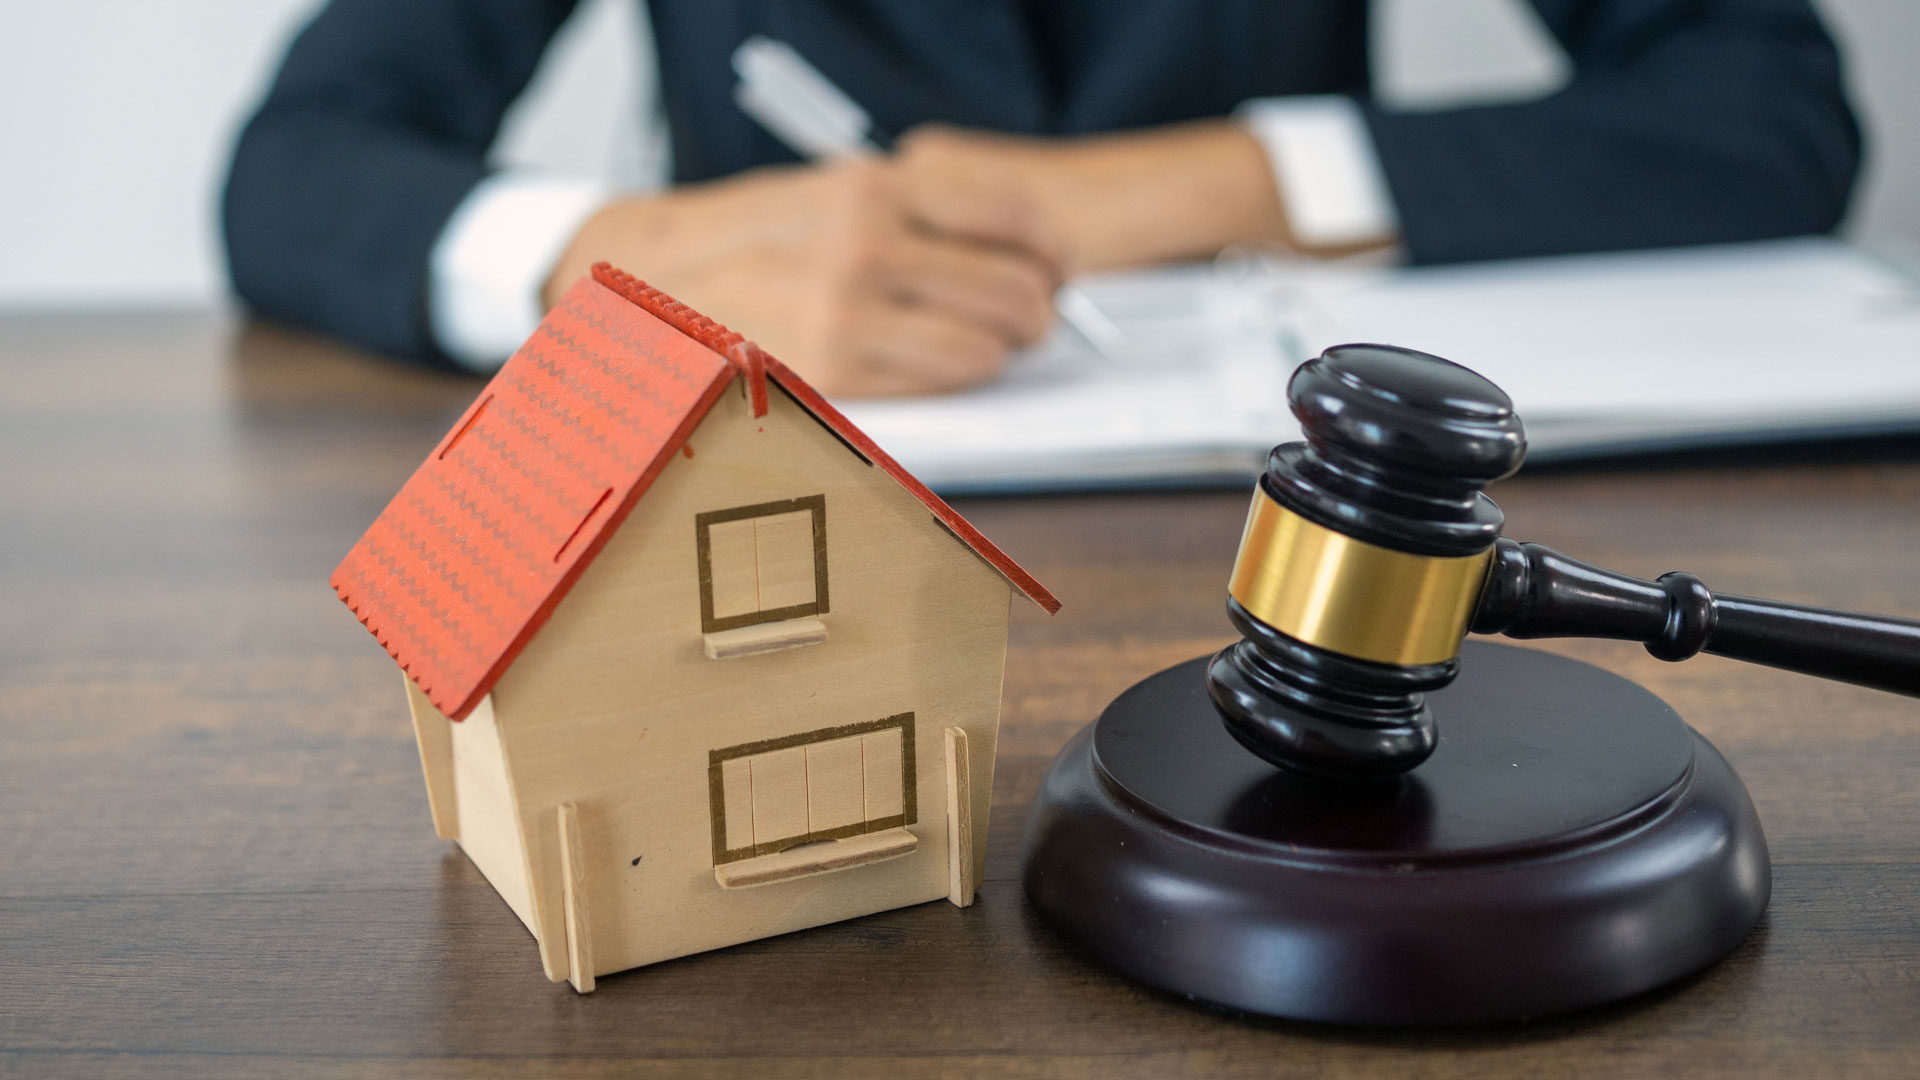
{"left": 222, "top": 0, "right": 1862, "bottom": 365}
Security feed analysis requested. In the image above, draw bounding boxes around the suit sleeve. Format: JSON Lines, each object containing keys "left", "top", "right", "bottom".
{"left": 222, "top": 0, "right": 580, "bottom": 363}
{"left": 1362, "top": 0, "right": 1862, "bottom": 264}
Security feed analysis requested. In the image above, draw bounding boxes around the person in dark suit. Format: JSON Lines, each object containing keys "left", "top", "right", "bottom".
{"left": 223, "top": 0, "right": 1861, "bottom": 395}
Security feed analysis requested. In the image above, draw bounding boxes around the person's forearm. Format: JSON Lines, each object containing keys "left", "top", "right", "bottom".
{"left": 531, "top": 158, "right": 1065, "bottom": 397}
{"left": 901, "top": 120, "right": 1401, "bottom": 274}
{"left": 1019, "top": 121, "right": 1295, "bottom": 270}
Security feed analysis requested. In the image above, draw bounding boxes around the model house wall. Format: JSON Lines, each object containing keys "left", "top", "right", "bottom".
{"left": 405, "top": 373, "right": 1013, "bottom": 986}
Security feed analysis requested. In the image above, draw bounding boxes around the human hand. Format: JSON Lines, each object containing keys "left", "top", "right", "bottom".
{"left": 896, "top": 121, "right": 1297, "bottom": 270}
{"left": 543, "top": 159, "right": 1064, "bottom": 397}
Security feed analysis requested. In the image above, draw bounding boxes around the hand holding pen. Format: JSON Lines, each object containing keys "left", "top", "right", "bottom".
{"left": 541, "top": 136, "right": 1070, "bottom": 397}
{"left": 732, "top": 36, "right": 1127, "bottom": 360}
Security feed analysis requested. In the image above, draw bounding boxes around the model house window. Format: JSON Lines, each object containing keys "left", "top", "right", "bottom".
{"left": 695, "top": 495, "right": 828, "bottom": 634}
{"left": 709, "top": 713, "right": 915, "bottom": 866}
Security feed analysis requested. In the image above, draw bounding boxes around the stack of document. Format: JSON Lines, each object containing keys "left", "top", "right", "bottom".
{"left": 833, "top": 238, "right": 1920, "bottom": 492}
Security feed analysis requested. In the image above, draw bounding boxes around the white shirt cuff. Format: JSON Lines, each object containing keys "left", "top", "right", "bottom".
{"left": 429, "top": 173, "right": 609, "bottom": 371}
{"left": 1237, "top": 96, "right": 1399, "bottom": 250}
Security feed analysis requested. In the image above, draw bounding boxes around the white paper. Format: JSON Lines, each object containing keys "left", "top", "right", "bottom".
{"left": 833, "top": 239, "right": 1920, "bottom": 491}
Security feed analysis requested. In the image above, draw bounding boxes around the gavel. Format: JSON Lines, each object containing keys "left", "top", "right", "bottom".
{"left": 1208, "top": 344, "right": 1920, "bottom": 780}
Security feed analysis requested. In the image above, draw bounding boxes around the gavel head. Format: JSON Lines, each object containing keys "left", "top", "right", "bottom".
{"left": 1206, "top": 344, "right": 1527, "bottom": 779}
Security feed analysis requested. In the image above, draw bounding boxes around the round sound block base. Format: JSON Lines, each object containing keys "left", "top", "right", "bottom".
{"left": 1020, "top": 642, "right": 1770, "bottom": 1025}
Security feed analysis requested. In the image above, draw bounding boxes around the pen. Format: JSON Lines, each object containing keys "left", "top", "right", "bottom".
{"left": 731, "top": 35, "right": 1126, "bottom": 359}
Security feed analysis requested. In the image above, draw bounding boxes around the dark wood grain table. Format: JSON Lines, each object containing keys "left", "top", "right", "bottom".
{"left": 4, "top": 312, "right": 1918, "bottom": 1079}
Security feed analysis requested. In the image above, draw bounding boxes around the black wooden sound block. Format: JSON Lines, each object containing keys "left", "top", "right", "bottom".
{"left": 1020, "top": 641, "right": 1770, "bottom": 1025}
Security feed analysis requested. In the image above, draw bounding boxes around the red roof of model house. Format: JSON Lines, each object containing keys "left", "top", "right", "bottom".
{"left": 332, "top": 263, "right": 1060, "bottom": 721}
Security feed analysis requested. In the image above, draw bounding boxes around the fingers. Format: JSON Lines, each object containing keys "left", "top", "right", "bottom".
{"left": 901, "top": 178, "right": 1067, "bottom": 279}
{"left": 660, "top": 155, "right": 1066, "bottom": 398}
{"left": 821, "top": 157, "right": 1058, "bottom": 347}
{"left": 897, "top": 126, "right": 1069, "bottom": 273}
{"left": 815, "top": 214, "right": 1053, "bottom": 398}
{"left": 874, "top": 228, "right": 1056, "bottom": 346}
{"left": 808, "top": 213, "right": 1049, "bottom": 395}
{"left": 827, "top": 299, "right": 1014, "bottom": 397}
{"left": 902, "top": 176, "right": 1058, "bottom": 263}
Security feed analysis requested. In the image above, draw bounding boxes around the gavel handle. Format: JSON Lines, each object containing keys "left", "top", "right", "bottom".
{"left": 1471, "top": 538, "right": 1920, "bottom": 697}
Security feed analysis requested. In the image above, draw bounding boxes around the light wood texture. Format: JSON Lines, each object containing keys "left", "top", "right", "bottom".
{"left": 474, "top": 698, "right": 567, "bottom": 984}
{"left": 754, "top": 509, "right": 818, "bottom": 609}
{"left": 720, "top": 757, "right": 754, "bottom": 850}
{"left": 476, "top": 363, "right": 1012, "bottom": 977}
{"left": 750, "top": 747, "right": 811, "bottom": 846}
{"left": 558, "top": 801, "right": 595, "bottom": 994}
{"left": 4, "top": 313, "right": 1919, "bottom": 1078}
{"left": 706, "top": 517, "right": 760, "bottom": 620}
{"left": 440, "top": 694, "right": 536, "bottom": 935}
{"left": 714, "top": 829, "right": 920, "bottom": 889}
{"left": 944, "top": 727, "right": 976, "bottom": 907}
{"left": 702, "top": 616, "right": 829, "bottom": 659}
{"left": 406, "top": 676, "right": 459, "bottom": 840}
{"left": 806, "top": 735, "right": 866, "bottom": 832}
{"left": 863, "top": 728, "right": 906, "bottom": 819}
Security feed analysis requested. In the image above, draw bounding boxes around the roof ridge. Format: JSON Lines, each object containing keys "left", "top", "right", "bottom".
{"left": 591, "top": 263, "right": 744, "bottom": 356}
{"left": 335, "top": 268, "right": 1058, "bottom": 721}
{"left": 760, "top": 356, "right": 1063, "bottom": 616}
{"left": 591, "top": 263, "right": 768, "bottom": 416}
{"left": 587, "top": 264, "right": 1057, "bottom": 616}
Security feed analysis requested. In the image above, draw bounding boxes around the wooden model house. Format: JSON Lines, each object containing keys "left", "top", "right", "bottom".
{"left": 332, "top": 265, "right": 1059, "bottom": 992}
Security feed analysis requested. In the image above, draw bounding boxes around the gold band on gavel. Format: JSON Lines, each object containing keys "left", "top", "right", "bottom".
{"left": 1227, "top": 488, "right": 1494, "bottom": 667}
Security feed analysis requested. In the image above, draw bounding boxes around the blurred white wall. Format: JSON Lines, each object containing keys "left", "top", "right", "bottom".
{"left": 1817, "top": 0, "right": 1920, "bottom": 250}
{"left": 0, "top": 0, "right": 1910, "bottom": 310}
{"left": 0, "top": 0, "right": 650, "bottom": 309}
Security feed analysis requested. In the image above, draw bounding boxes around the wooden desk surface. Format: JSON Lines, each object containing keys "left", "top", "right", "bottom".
{"left": 3, "top": 312, "right": 1917, "bottom": 1079}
